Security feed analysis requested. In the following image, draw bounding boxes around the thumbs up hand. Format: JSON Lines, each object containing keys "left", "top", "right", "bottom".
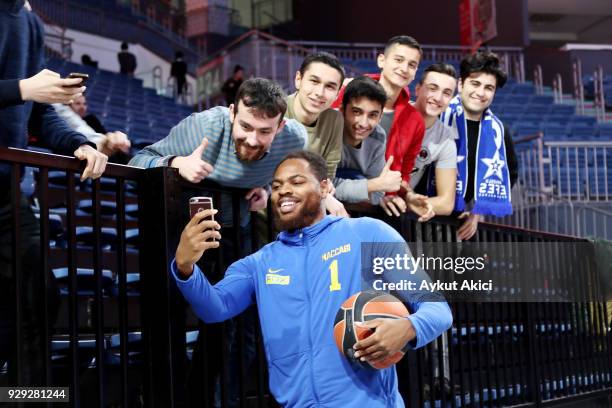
{"left": 371, "top": 156, "right": 402, "bottom": 193}
{"left": 171, "top": 138, "right": 215, "bottom": 183}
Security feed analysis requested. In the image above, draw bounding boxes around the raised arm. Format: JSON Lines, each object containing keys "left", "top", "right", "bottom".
{"left": 171, "top": 209, "right": 255, "bottom": 322}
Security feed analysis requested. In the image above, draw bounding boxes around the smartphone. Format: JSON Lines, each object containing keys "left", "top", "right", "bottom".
{"left": 190, "top": 196, "right": 216, "bottom": 241}
{"left": 190, "top": 196, "right": 213, "bottom": 218}
{"left": 66, "top": 72, "right": 89, "bottom": 88}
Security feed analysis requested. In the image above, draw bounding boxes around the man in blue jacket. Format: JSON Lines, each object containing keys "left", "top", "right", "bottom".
{"left": 173, "top": 150, "right": 453, "bottom": 407}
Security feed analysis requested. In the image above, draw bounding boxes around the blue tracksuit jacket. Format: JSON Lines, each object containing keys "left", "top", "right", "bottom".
{"left": 171, "top": 215, "right": 453, "bottom": 407}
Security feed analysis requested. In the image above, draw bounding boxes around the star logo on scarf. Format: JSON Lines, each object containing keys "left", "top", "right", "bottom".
{"left": 481, "top": 150, "right": 505, "bottom": 180}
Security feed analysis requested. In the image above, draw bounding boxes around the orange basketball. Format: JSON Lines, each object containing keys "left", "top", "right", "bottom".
{"left": 333, "top": 291, "right": 410, "bottom": 369}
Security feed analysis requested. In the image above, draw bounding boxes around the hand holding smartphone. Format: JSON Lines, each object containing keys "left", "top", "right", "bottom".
{"left": 189, "top": 197, "right": 217, "bottom": 242}
{"left": 65, "top": 72, "right": 89, "bottom": 88}
{"left": 176, "top": 197, "right": 220, "bottom": 277}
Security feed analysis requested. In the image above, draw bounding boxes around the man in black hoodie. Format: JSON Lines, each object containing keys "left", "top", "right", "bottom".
{"left": 0, "top": 0, "right": 108, "bottom": 385}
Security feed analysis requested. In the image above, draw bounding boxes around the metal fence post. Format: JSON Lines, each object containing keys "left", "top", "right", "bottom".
{"left": 138, "top": 167, "right": 186, "bottom": 408}
{"left": 572, "top": 59, "right": 585, "bottom": 115}
{"left": 534, "top": 65, "right": 543, "bottom": 95}
{"left": 253, "top": 34, "right": 261, "bottom": 77}
{"left": 594, "top": 65, "right": 605, "bottom": 123}
{"left": 553, "top": 73, "right": 563, "bottom": 104}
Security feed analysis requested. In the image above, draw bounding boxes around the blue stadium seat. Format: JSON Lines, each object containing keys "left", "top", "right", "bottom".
{"left": 514, "top": 124, "right": 541, "bottom": 138}
{"left": 550, "top": 105, "right": 576, "bottom": 116}
{"left": 605, "top": 86, "right": 612, "bottom": 109}
{"left": 598, "top": 124, "right": 612, "bottom": 139}
{"left": 511, "top": 83, "right": 535, "bottom": 94}
{"left": 570, "top": 115, "right": 597, "bottom": 127}
{"left": 543, "top": 114, "right": 571, "bottom": 126}
{"left": 507, "top": 94, "right": 530, "bottom": 105}
{"left": 524, "top": 104, "right": 551, "bottom": 116}
{"left": 125, "top": 228, "right": 139, "bottom": 247}
{"left": 74, "top": 226, "right": 119, "bottom": 249}
{"left": 52, "top": 267, "right": 115, "bottom": 295}
{"left": 500, "top": 104, "right": 526, "bottom": 115}
{"left": 543, "top": 124, "right": 568, "bottom": 140}
{"left": 529, "top": 95, "right": 554, "bottom": 105}
{"left": 32, "top": 212, "right": 64, "bottom": 244}
{"left": 569, "top": 125, "right": 597, "bottom": 140}
{"left": 105, "top": 330, "right": 198, "bottom": 365}
{"left": 521, "top": 112, "right": 545, "bottom": 123}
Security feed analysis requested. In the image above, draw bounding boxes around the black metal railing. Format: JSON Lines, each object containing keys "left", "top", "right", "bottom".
{"left": 1, "top": 147, "right": 141, "bottom": 407}
{"left": 0, "top": 147, "right": 611, "bottom": 407}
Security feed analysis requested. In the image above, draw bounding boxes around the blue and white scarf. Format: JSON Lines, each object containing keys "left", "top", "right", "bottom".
{"left": 439, "top": 96, "right": 512, "bottom": 217}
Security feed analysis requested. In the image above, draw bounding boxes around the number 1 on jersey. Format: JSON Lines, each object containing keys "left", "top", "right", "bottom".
{"left": 329, "top": 259, "right": 341, "bottom": 291}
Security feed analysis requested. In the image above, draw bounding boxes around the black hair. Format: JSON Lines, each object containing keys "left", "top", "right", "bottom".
{"left": 460, "top": 51, "right": 507, "bottom": 88}
{"left": 121, "top": 42, "right": 128, "bottom": 50}
{"left": 234, "top": 65, "right": 244, "bottom": 73}
{"left": 234, "top": 78, "right": 288, "bottom": 119}
{"left": 298, "top": 52, "right": 345, "bottom": 85}
{"left": 419, "top": 62, "right": 457, "bottom": 85}
{"left": 175, "top": 50, "right": 184, "bottom": 59}
{"left": 342, "top": 76, "right": 387, "bottom": 109}
{"left": 384, "top": 35, "right": 422, "bottom": 55}
{"left": 275, "top": 151, "right": 328, "bottom": 182}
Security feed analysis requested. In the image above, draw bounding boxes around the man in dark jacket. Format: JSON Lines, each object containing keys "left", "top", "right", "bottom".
{"left": 221, "top": 64, "right": 244, "bottom": 106}
{"left": 0, "top": 0, "right": 108, "bottom": 385}
{"left": 171, "top": 50, "right": 188, "bottom": 97}
{"left": 117, "top": 42, "right": 137, "bottom": 76}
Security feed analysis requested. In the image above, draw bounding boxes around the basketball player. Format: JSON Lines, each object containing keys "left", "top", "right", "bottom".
{"left": 173, "top": 151, "right": 452, "bottom": 407}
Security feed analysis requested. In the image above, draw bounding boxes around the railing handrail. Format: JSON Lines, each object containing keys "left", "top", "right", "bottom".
{"left": 575, "top": 204, "right": 612, "bottom": 218}
{"left": 544, "top": 141, "right": 612, "bottom": 147}
{"left": 44, "top": 31, "right": 74, "bottom": 43}
{"left": 289, "top": 40, "right": 525, "bottom": 53}
{"left": 0, "top": 147, "right": 595, "bottom": 242}
{"left": 516, "top": 132, "right": 612, "bottom": 148}
{"left": 197, "top": 29, "right": 311, "bottom": 69}
{"left": 0, "top": 147, "right": 142, "bottom": 179}
{"left": 514, "top": 132, "right": 544, "bottom": 144}
{"left": 347, "top": 202, "right": 587, "bottom": 242}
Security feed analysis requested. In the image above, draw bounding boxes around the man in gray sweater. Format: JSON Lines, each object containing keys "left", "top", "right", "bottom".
{"left": 409, "top": 63, "right": 459, "bottom": 221}
{"left": 334, "top": 76, "right": 402, "bottom": 205}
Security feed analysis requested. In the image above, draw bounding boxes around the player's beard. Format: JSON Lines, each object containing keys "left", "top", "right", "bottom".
{"left": 273, "top": 190, "right": 323, "bottom": 232}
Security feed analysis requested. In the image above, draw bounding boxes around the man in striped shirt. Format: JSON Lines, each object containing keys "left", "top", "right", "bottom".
{"left": 129, "top": 78, "right": 308, "bottom": 226}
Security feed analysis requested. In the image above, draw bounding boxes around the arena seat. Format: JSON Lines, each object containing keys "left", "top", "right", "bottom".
{"left": 542, "top": 122, "right": 568, "bottom": 140}
{"left": 52, "top": 267, "right": 115, "bottom": 296}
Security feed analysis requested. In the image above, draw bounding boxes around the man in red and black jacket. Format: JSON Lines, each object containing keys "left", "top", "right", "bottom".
{"left": 333, "top": 35, "right": 431, "bottom": 218}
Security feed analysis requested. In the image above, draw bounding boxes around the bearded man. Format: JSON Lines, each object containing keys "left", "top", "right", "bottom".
{"left": 172, "top": 150, "right": 453, "bottom": 407}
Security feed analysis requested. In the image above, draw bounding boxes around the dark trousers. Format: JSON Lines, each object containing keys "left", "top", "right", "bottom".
{"left": 0, "top": 197, "right": 59, "bottom": 385}
{"left": 176, "top": 78, "right": 186, "bottom": 96}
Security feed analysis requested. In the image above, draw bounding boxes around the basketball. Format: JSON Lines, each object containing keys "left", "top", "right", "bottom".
{"left": 333, "top": 291, "right": 410, "bottom": 369}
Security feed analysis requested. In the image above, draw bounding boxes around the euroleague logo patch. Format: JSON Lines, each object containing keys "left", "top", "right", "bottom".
{"left": 417, "top": 147, "right": 430, "bottom": 162}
